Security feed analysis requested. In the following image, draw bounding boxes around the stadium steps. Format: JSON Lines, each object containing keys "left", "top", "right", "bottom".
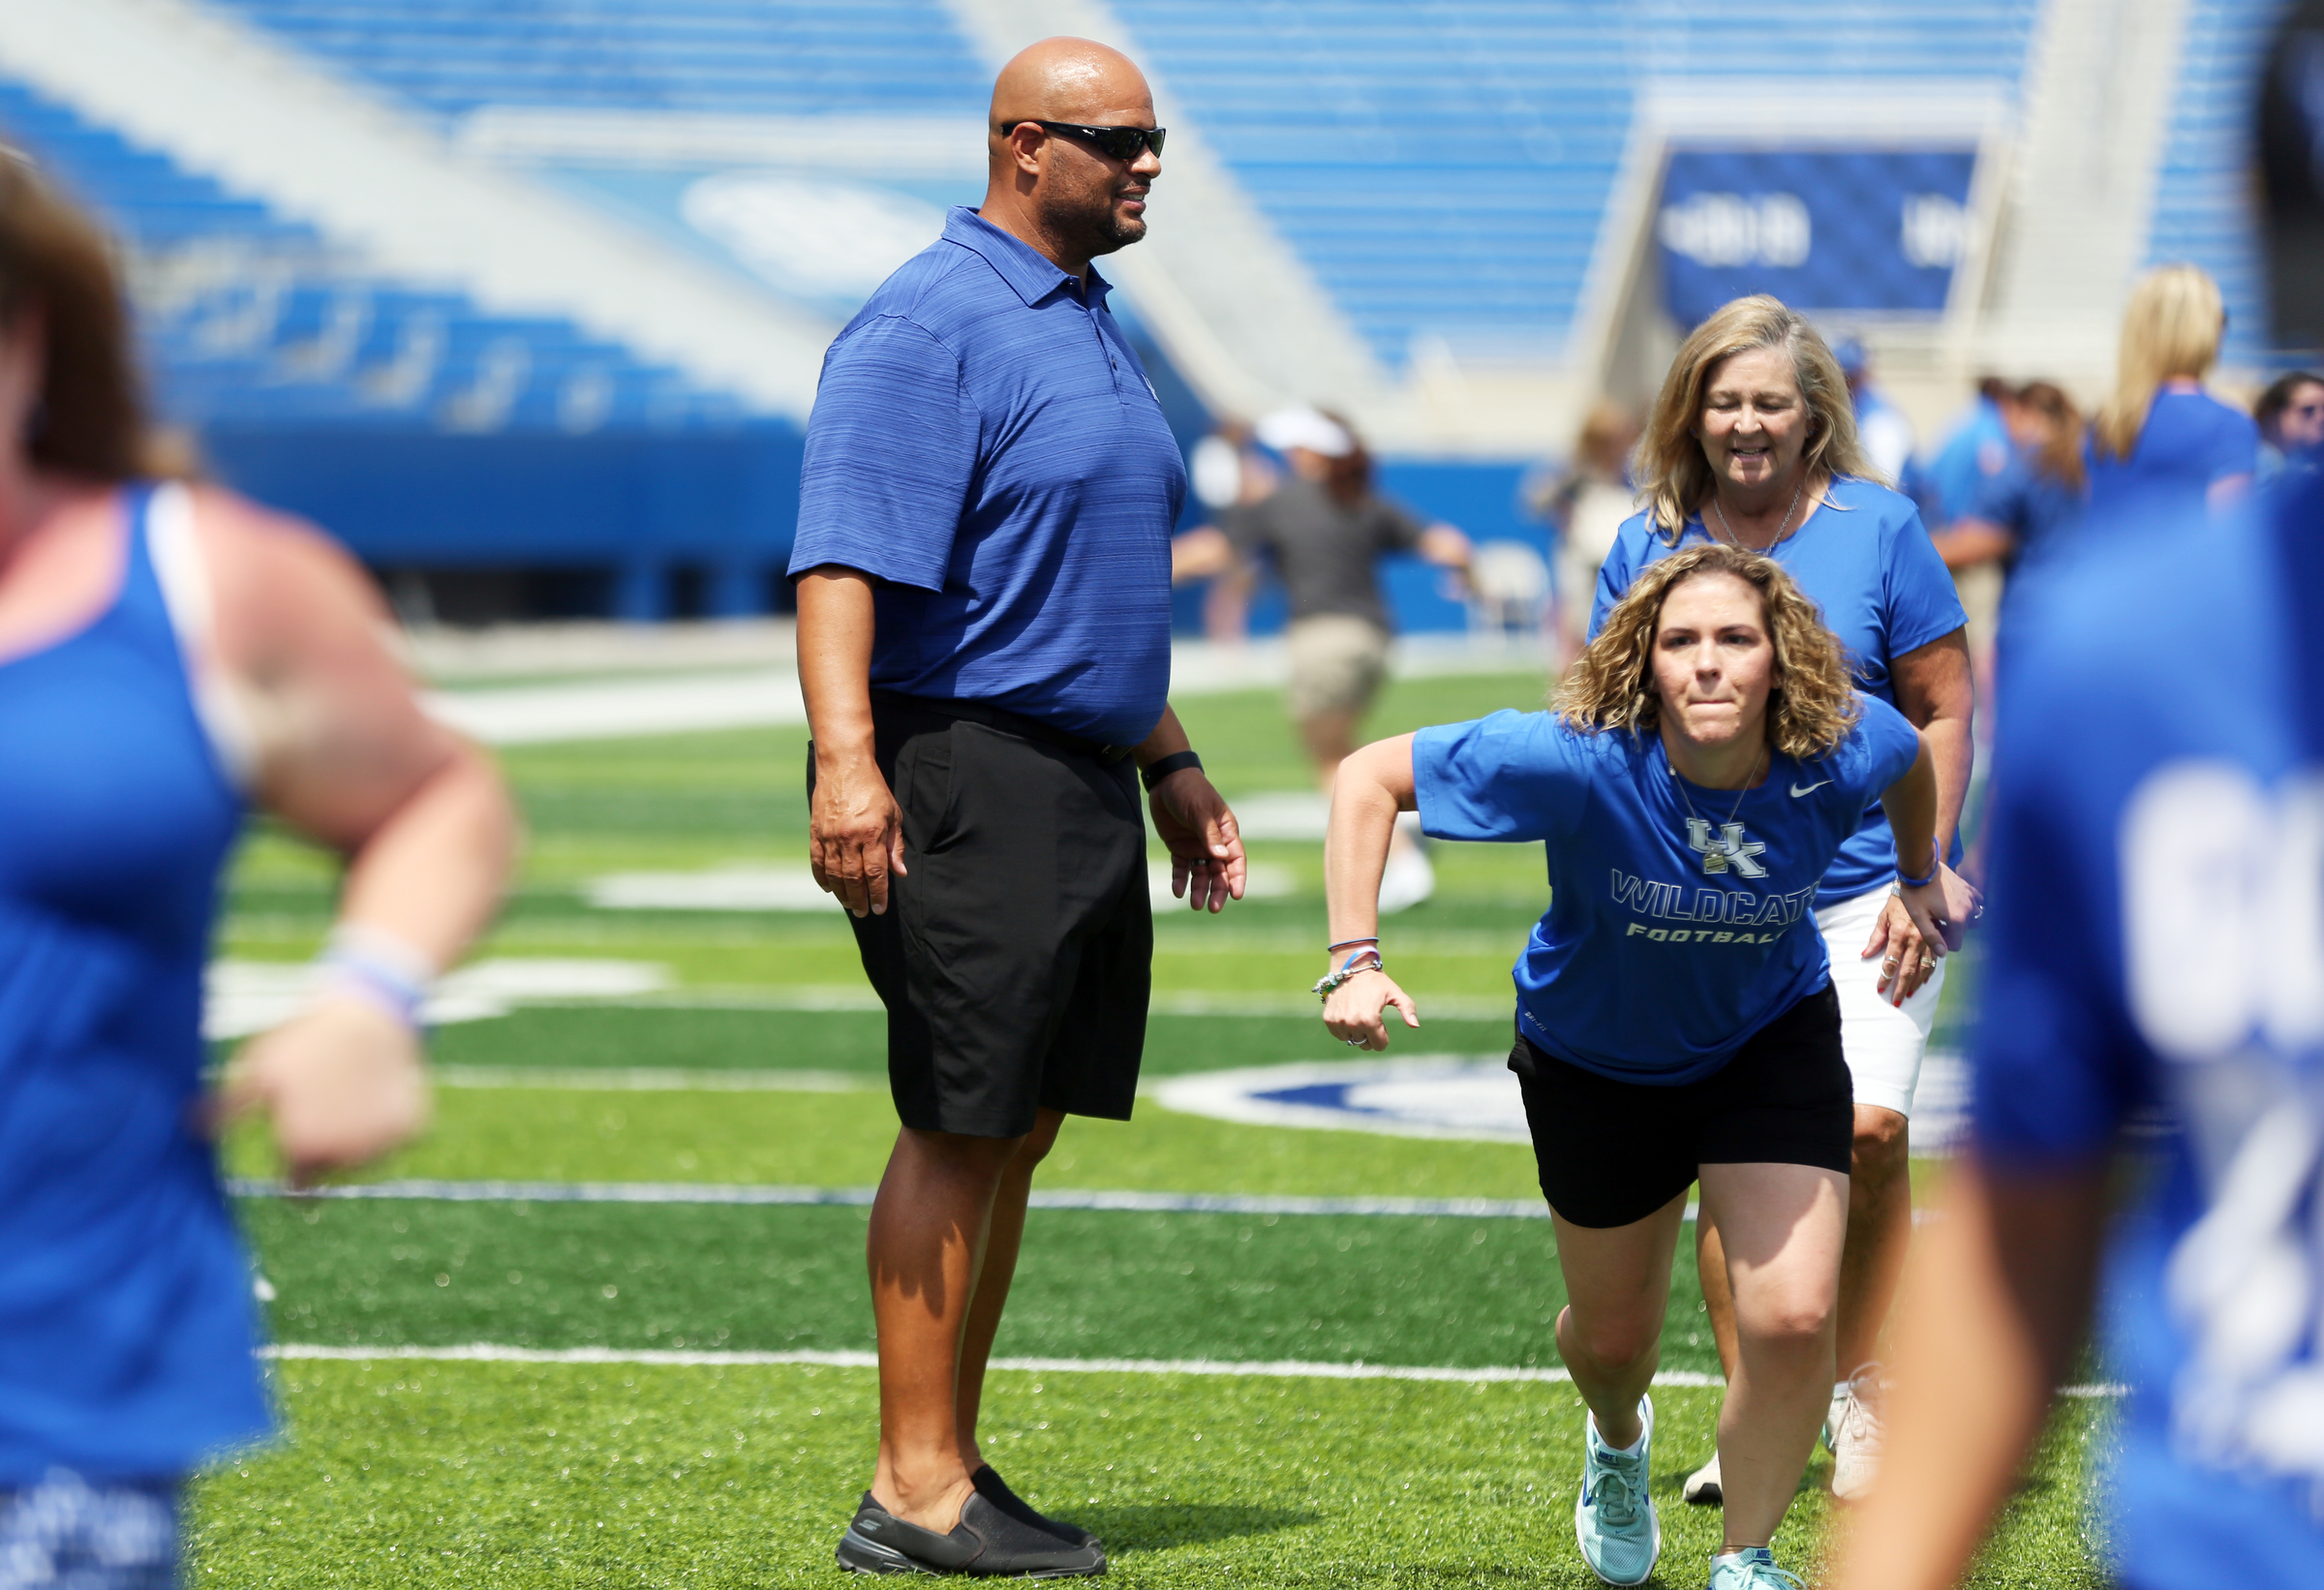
{"left": 0, "top": 0, "right": 837, "bottom": 423}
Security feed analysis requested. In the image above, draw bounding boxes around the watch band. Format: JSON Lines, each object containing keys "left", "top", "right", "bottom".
{"left": 1140, "top": 749, "right": 1204, "bottom": 792}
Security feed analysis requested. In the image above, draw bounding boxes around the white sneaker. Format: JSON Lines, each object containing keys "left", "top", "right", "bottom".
{"left": 1377, "top": 840, "right": 1435, "bottom": 914}
{"left": 1828, "top": 1365, "right": 1886, "bottom": 1502}
{"left": 1681, "top": 1451, "right": 1722, "bottom": 1506}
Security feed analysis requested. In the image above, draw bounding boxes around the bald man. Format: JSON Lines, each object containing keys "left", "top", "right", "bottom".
{"left": 789, "top": 38, "right": 1247, "bottom": 1579}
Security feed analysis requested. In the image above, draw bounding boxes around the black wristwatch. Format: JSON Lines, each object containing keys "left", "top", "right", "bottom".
{"left": 1140, "top": 749, "right": 1204, "bottom": 792}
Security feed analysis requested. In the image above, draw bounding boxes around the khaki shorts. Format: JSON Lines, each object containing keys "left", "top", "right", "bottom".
{"left": 1286, "top": 615, "right": 1391, "bottom": 721}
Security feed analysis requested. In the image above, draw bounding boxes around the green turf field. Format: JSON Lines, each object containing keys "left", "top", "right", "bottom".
{"left": 195, "top": 670, "right": 2095, "bottom": 1586}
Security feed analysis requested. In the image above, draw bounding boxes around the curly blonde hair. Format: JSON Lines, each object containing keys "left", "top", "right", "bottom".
{"left": 1636, "top": 295, "right": 1875, "bottom": 543}
{"left": 1555, "top": 545, "right": 1860, "bottom": 760}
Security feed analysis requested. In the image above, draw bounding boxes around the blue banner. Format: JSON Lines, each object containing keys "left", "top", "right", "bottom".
{"left": 1657, "top": 147, "right": 1978, "bottom": 326}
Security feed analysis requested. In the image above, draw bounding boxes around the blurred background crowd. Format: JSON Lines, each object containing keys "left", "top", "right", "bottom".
{"left": 0, "top": 0, "right": 2310, "bottom": 653}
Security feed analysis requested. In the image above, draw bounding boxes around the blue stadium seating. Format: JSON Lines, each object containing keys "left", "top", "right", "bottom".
{"left": 2147, "top": 0, "right": 2290, "bottom": 368}
{"left": 1117, "top": 1, "right": 2044, "bottom": 368}
{"left": 0, "top": 73, "right": 799, "bottom": 618}
{"left": 202, "top": 1, "right": 988, "bottom": 117}
{"left": 205, "top": 1, "right": 2051, "bottom": 373}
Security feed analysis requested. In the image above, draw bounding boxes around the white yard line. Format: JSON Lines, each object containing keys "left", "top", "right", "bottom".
{"left": 227, "top": 1177, "right": 1556, "bottom": 1218}
{"left": 257, "top": 1342, "right": 2125, "bottom": 1398}
{"left": 434, "top": 1065, "right": 872, "bottom": 1092}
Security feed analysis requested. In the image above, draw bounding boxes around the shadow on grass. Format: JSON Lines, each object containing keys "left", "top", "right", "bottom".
{"left": 1088, "top": 1502, "right": 1318, "bottom": 1552}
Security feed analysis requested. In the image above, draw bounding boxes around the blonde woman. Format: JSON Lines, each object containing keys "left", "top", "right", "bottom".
{"left": 2088, "top": 263, "right": 2258, "bottom": 517}
{"left": 1322, "top": 546, "right": 1962, "bottom": 1590}
{"left": 1589, "top": 296, "right": 1976, "bottom": 1505}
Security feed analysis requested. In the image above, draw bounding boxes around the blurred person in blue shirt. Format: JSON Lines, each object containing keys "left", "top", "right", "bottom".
{"left": 1831, "top": 335, "right": 1932, "bottom": 518}
{"left": 1830, "top": 5, "right": 2324, "bottom": 1582}
{"left": 1930, "top": 381, "right": 2087, "bottom": 585}
{"left": 2254, "top": 369, "right": 2324, "bottom": 481}
{"left": 1923, "top": 376, "right": 2018, "bottom": 526}
{"left": 2086, "top": 263, "right": 2259, "bottom": 520}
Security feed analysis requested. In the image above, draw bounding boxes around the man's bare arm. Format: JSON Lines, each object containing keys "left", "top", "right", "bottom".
{"left": 798, "top": 566, "right": 905, "bottom": 917}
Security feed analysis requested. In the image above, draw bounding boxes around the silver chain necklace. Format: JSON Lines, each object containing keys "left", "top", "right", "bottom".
{"left": 1709, "top": 470, "right": 1808, "bottom": 551}
{"left": 1670, "top": 742, "right": 1765, "bottom": 874}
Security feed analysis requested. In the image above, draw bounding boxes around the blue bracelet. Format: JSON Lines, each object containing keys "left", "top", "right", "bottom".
{"left": 1896, "top": 841, "right": 1941, "bottom": 890}
{"left": 319, "top": 933, "right": 434, "bottom": 1031}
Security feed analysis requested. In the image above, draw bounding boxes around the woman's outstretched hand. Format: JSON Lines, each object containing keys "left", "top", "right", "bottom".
{"left": 1322, "top": 967, "right": 1421, "bottom": 1052}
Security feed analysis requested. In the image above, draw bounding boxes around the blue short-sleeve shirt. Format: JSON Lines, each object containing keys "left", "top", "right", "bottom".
{"left": 1415, "top": 694, "right": 1919, "bottom": 1084}
{"left": 1965, "top": 449, "right": 2086, "bottom": 576}
{"left": 1973, "top": 474, "right": 2324, "bottom": 1585}
{"left": 2085, "top": 387, "right": 2259, "bottom": 525}
{"left": 788, "top": 207, "right": 1187, "bottom": 746}
{"left": 1589, "top": 476, "right": 1967, "bottom": 905}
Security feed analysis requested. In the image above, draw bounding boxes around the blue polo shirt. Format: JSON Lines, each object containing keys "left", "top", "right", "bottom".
{"left": 789, "top": 207, "right": 1186, "bottom": 746}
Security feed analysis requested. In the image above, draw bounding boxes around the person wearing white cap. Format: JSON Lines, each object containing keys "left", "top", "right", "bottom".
{"left": 1173, "top": 408, "right": 1472, "bottom": 910}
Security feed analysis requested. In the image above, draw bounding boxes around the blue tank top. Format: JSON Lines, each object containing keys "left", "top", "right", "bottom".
{"left": 0, "top": 486, "right": 265, "bottom": 1482}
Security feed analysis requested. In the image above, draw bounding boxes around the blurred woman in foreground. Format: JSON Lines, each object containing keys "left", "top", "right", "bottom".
{"left": 0, "top": 153, "right": 513, "bottom": 1581}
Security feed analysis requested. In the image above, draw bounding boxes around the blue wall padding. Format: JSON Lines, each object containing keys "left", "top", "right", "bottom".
{"left": 201, "top": 425, "right": 805, "bottom": 619}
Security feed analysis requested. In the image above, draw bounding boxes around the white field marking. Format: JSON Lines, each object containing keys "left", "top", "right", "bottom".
{"left": 254, "top": 1341, "right": 2127, "bottom": 1398}
{"left": 205, "top": 958, "right": 672, "bottom": 1040}
{"left": 432, "top": 986, "right": 1522, "bottom": 1021}
{"left": 1156, "top": 1056, "right": 1529, "bottom": 1144}
{"left": 583, "top": 862, "right": 1294, "bottom": 913}
{"left": 225, "top": 1177, "right": 1556, "bottom": 1218}
{"left": 425, "top": 670, "right": 806, "bottom": 746}
{"left": 1158, "top": 1051, "right": 1972, "bottom": 1149}
{"left": 257, "top": 1341, "right": 1704, "bottom": 1386}
{"left": 223, "top": 1178, "right": 1937, "bottom": 1231}
{"left": 433, "top": 1066, "right": 874, "bottom": 1092}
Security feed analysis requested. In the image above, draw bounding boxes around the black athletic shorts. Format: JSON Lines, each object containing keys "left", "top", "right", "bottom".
{"left": 810, "top": 691, "right": 1152, "bottom": 1139}
{"left": 1513, "top": 983, "right": 1852, "bottom": 1229}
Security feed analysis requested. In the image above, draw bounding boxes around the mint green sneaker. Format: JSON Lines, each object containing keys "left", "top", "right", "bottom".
{"left": 1708, "top": 1545, "right": 1805, "bottom": 1588}
{"left": 1575, "top": 1394, "right": 1660, "bottom": 1586}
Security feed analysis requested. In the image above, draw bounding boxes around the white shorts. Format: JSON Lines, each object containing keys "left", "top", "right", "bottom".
{"left": 1815, "top": 882, "right": 1942, "bottom": 1118}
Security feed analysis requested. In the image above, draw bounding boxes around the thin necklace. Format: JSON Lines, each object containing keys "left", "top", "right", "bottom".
{"left": 1670, "top": 741, "right": 1764, "bottom": 873}
{"left": 1709, "top": 470, "right": 1807, "bottom": 552}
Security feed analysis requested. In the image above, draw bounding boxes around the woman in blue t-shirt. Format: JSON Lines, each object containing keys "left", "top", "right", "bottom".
{"left": 2086, "top": 263, "right": 2258, "bottom": 520}
{"left": 0, "top": 159, "right": 514, "bottom": 1582}
{"left": 1591, "top": 296, "right": 1975, "bottom": 1506}
{"left": 1320, "top": 545, "right": 1967, "bottom": 1590}
{"left": 1932, "top": 382, "right": 2087, "bottom": 583}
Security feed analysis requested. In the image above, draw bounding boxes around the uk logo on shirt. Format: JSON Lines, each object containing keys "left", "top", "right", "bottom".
{"left": 1686, "top": 818, "right": 1768, "bottom": 877}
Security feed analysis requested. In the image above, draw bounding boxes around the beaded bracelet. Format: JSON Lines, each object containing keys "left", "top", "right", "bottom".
{"left": 1311, "top": 946, "right": 1385, "bottom": 999}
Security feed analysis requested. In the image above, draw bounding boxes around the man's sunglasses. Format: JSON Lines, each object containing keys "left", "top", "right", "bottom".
{"left": 1002, "top": 120, "right": 1167, "bottom": 161}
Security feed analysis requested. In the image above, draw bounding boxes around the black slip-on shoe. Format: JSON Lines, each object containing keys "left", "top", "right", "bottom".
{"left": 834, "top": 1491, "right": 1106, "bottom": 1577}
{"left": 971, "top": 1465, "right": 1101, "bottom": 1549}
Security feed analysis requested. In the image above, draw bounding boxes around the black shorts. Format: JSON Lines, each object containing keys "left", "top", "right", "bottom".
{"left": 812, "top": 692, "right": 1152, "bottom": 1139}
{"left": 1514, "top": 983, "right": 1852, "bottom": 1229}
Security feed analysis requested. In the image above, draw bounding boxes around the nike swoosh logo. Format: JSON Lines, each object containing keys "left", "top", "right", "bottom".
{"left": 1790, "top": 780, "right": 1832, "bottom": 797}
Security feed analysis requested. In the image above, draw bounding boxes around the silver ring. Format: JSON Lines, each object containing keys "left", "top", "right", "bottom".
{"left": 1344, "top": 1037, "right": 1364, "bottom": 1047}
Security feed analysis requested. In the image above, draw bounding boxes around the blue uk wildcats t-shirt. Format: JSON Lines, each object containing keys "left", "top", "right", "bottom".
{"left": 1414, "top": 693, "right": 1920, "bottom": 1085}
{"left": 1590, "top": 477, "right": 1967, "bottom": 908}
{"left": 1973, "top": 474, "right": 2324, "bottom": 1588}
